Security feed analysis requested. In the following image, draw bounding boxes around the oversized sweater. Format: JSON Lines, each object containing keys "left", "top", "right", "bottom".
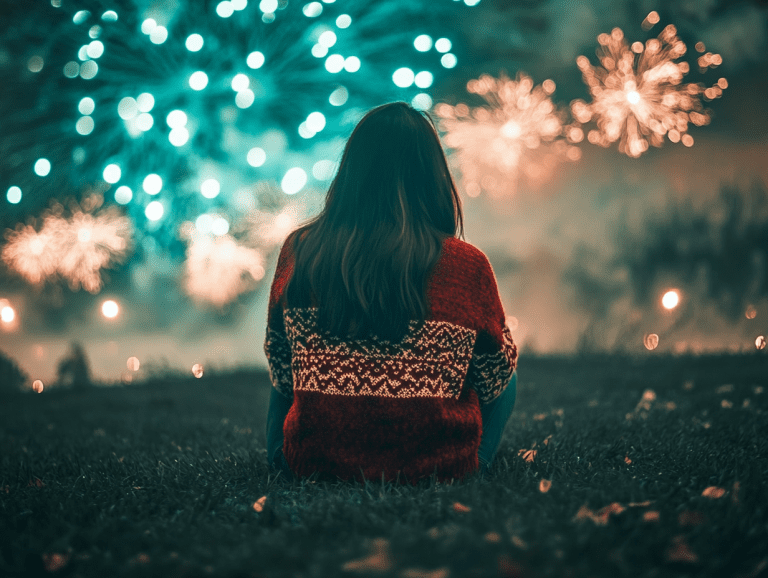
{"left": 263, "top": 235, "right": 518, "bottom": 484}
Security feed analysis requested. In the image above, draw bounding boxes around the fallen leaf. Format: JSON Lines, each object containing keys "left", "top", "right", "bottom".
{"left": 484, "top": 531, "right": 501, "bottom": 543}
{"left": 533, "top": 413, "right": 547, "bottom": 421}
{"left": 642, "top": 389, "right": 656, "bottom": 401}
{"left": 743, "top": 399, "right": 751, "bottom": 408}
{"left": 42, "top": 553, "right": 69, "bottom": 572}
{"left": 702, "top": 486, "right": 726, "bottom": 498}
{"left": 452, "top": 502, "right": 471, "bottom": 513}
{"left": 666, "top": 535, "right": 698, "bottom": 563}
{"left": 517, "top": 449, "right": 537, "bottom": 463}
{"left": 342, "top": 538, "right": 393, "bottom": 574}
{"left": 665, "top": 401, "right": 676, "bottom": 410}
{"left": 643, "top": 511, "right": 660, "bottom": 522}
{"left": 510, "top": 535, "right": 528, "bottom": 550}
{"left": 253, "top": 495, "right": 267, "bottom": 512}
{"left": 721, "top": 400, "right": 733, "bottom": 408}
{"left": 543, "top": 435, "right": 553, "bottom": 446}
{"left": 539, "top": 479, "right": 551, "bottom": 493}
{"left": 624, "top": 456, "right": 632, "bottom": 465}
{"left": 400, "top": 568, "right": 449, "bottom": 578}
{"left": 572, "top": 502, "right": 625, "bottom": 525}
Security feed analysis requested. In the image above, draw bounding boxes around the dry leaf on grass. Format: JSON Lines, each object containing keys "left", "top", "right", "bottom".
{"left": 452, "top": 501, "right": 471, "bottom": 513}
{"left": 533, "top": 413, "right": 547, "bottom": 421}
{"left": 252, "top": 496, "right": 267, "bottom": 512}
{"left": 643, "top": 511, "right": 660, "bottom": 522}
{"left": 702, "top": 486, "right": 726, "bottom": 498}
{"left": 624, "top": 456, "right": 632, "bottom": 464}
{"left": 517, "top": 449, "right": 537, "bottom": 463}
{"left": 666, "top": 535, "right": 698, "bottom": 563}
{"left": 539, "top": 479, "right": 552, "bottom": 493}
{"left": 42, "top": 553, "right": 69, "bottom": 572}
{"left": 572, "top": 502, "right": 625, "bottom": 525}
{"left": 342, "top": 538, "right": 393, "bottom": 574}
{"left": 483, "top": 532, "right": 501, "bottom": 543}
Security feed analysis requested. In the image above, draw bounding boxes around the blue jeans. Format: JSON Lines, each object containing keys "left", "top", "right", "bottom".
{"left": 266, "top": 371, "right": 518, "bottom": 479}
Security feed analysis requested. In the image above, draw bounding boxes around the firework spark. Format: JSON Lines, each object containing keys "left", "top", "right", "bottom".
{"left": 2, "top": 195, "right": 132, "bottom": 292}
{"left": 434, "top": 73, "right": 580, "bottom": 198}
{"left": 183, "top": 234, "right": 266, "bottom": 308}
{"left": 571, "top": 13, "right": 726, "bottom": 158}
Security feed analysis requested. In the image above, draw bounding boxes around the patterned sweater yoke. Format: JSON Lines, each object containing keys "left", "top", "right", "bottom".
{"left": 263, "top": 236, "right": 518, "bottom": 485}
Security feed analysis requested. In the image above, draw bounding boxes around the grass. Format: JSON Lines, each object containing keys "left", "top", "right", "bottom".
{"left": 1, "top": 353, "right": 767, "bottom": 578}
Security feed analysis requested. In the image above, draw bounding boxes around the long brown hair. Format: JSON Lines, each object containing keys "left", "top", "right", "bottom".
{"left": 284, "top": 102, "right": 464, "bottom": 342}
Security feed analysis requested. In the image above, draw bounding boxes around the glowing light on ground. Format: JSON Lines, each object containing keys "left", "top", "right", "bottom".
{"left": 183, "top": 235, "right": 265, "bottom": 308}
{"left": 662, "top": 289, "right": 680, "bottom": 310}
{"left": 192, "top": 363, "right": 204, "bottom": 378}
{"left": 435, "top": 73, "right": 579, "bottom": 198}
{"left": 644, "top": 333, "right": 659, "bottom": 350}
{"left": 101, "top": 299, "right": 119, "bottom": 318}
{"left": 757, "top": 336, "right": 766, "bottom": 350}
{"left": 127, "top": 357, "right": 140, "bottom": 371}
{"left": 1, "top": 304, "right": 15, "bottom": 323}
{"left": 33, "top": 380, "right": 44, "bottom": 393}
{"left": 571, "top": 16, "right": 726, "bottom": 158}
{"left": 745, "top": 305, "right": 757, "bottom": 320}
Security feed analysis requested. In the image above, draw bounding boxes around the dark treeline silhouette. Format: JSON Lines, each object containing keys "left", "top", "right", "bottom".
{"left": 56, "top": 341, "right": 93, "bottom": 389}
{"left": 0, "top": 348, "right": 28, "bottom": 393}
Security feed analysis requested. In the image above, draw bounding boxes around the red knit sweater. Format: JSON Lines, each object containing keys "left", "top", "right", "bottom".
{"left": 264, "top": 235, "right": 518, "bottom": 484}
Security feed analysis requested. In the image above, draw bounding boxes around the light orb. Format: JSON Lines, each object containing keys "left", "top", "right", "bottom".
{"left": 247, "top": 147, "right": 266, "bottom": 167}
{"left": 281, "top": 167, "right": 307, "bottom": 195}
{"left": 103, "top": 164, "right": 121, "bottom": 184}
{"left": 34, "top": 158, "right": 51, "bottom": 177}
{"left": 201, "top": 179, "right": 221, "bottom": 199}
{"left": 192, "top": 363, "right": 204, "bottom": 378}
{"left": 392, "top": 67, "right": 415, "bottom": 88}
{"left": 101, "top": 300, "right": 119, "bottom": 319}
{"left": 435, "top": 38, "right": 452, "bottom": 53}
{"left": 1, "top": 305, "right": 15, "bottom": 323}
{"left": 186, "top": 34, "right": 204, "bottom": 52}
{"left": 114, "top": 186, "right": 133, "bottom": 204}
{"left": 145, "top": 201, "right": 164, "bottom": 221}
{"left": 414, "top": 34, "right": 433, "bottom": 52}
{"left": 127, "top": 356, "right": 140, "bottom": 371}
{"left": 6, "top": 186, "right": 22, "bottom": 204}
{"left": 247, "top": 51, "right": 265, "bottom": 69}
{"left": 662, "top": 290, "right": 680, "bottom": 310}
{"left": 78, "top": 97, "right": 95, "bottom": 115}
{"left": 143, "top": 174, "right": 163, "bottom": 195}
{"left": 189, "top": 71, "right": 209, "bottom": 91}
{"left": 33, "top": 380, "right": 44, "bottom": 393}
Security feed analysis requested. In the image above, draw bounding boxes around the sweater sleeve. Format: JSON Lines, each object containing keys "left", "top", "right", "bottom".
{"left": 465, "top": 252, "right": 518, "bottom": 405}
{"left": 263, "top": 239, "right": 295, "bottom": 401}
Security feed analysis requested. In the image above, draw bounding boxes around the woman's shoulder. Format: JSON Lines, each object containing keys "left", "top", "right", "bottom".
{"left": 441, "top": 236, "right": 491, "bottom": 271}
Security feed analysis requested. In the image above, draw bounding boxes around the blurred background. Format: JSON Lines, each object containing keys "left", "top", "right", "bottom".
{"left": 0, "top": 0, "right": 767, "bottom": 388}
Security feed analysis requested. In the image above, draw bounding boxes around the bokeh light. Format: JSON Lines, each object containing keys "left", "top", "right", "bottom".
{"left": 1, "top": 304, "right": 15, "bottom": 323}
{"left": 247, "top": 147, "right": 267, "bottom": 167}
{"left": 145, "top": 201, "right": 164, "bottom": 221}
{"left": 189, "top": 71, "right": 209, "bottom": 90}
{"left": 757, "top": 336, "right": 767, "bottom": 350}
{"left": 6, "top": 186, "right": 22, "bottom": 204}
{"left": 247, "top": 51, "right": 265, "bottom": 69}
{"left": 101, "top": 299, "right": 119, "bottom": 318}
{"left": 114, "top": 186, "right": 133, "bottom": 204}
{"left": 644, "top": 333, "right": 660, "bottom": 351}
{"left": 414, "top": 34, "right": 433, "bottom": 52}
{"left": 201, "top": 179, "right": 221, "bottom": 199}
{"left": 127, "top": 356, "right": 140, "bottom": 371}
{"left": 32, "top": 380, "right": 44, "bottom": 393}
{"left": 103, "top": 164, "right": 121, "bottom": 184}
{"left": 143, "top": 174, "right": 162, "bottom": 195}
{"left": 34, "top": 158, "right": 51, "bottom": 177}
{"left": 281, "top": 167, "right": 308, "bottom": 194}
{"left": 192, "top": 363, "right": 204, "bottom": 378}
{"left": 78, "top": 97, "right": 95, "bottom": 115}
{"left": 661, "top": 290, "right": 680, "bottom": 310}
{"left": 435, "top": 38, "right": 452, "bottom": 53}
{"left": 392, "top": 67, "right": 414, "bottom": 88}
{"left": 186, "top": 33, "right": 204, "bottom": 52}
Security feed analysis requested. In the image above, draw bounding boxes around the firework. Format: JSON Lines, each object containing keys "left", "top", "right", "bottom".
{"left": 571, "top": 13, "right": 726, "bottom": 158}
{"left": 434, "top": 73, "right": 580, "bottom": 198}
{"left": 183, "top": 234, "right": 266, "bottom": 308}
{"left": 1, "top": 194, "right": 133, "bottom": 293}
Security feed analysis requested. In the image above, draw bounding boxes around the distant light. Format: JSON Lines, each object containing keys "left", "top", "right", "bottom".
{"left": 80, "top": 60, "right": 98, "bottom": 79}
{"left": 192, "top": 363, "right": 204, "bottom": 378}
{"left": 186, "top": 34, "right": 204, "bottom": 52}
{"left": 114, "top": 186, "right": 133, "bottom": 204}
{"left": 441, "top": 53, "right": 457, "bottom": 68}
{"left": 166, "top": 110, "right": 188, "bottom": 128}
{"left": 169, "top": 127, "right": 190, "bottom": 147}
{"left": 232, "top": 73, "right": 250, "bottom": 91}
{"left": 312, "top": 44, "right": 329, "bottom": 58}
{"left": 336, "top": 14, "right": 351, "bottom": 28}
{"left": 329, "top": 86, "right": 348, "bottom": 106}
{"left": 189, "top": 71, "right": 209, "bottom": 90}
{"left": 6, "top": 186, "right": 22, "bottom": 204}
{"left": 127, "top": 357, "right": 140, "bottom": 371}
{"left": 102, "top": 10, "right": 118, "bottom": 21}
{"left": 211, "top": 216, "right": 230, "bottom": 236}
{"left": 136, "top": 112, "right": 154, "bottom": 131}
{"left": 247, "top": 147, "right": 266, "bottom": 167}
{"left": 52, "top": 0, "right": 62, "bottom": 7}
{"left": 145, "top": 201, "right": 164, "bottom": 221}
{"left": 87, "top": 40, "right": 104, "bottom": 58}
{"left": 235, "top": 89, "right": 255, "bottom": 108}
{"left": 201, "top": 179, "right": 221, "bottom": 199}
{"left": 303, "top": 2, "right": 322, "bottom": 17}
{"left": 435, "top": 38, "right": 452, "bottom": 53}
{"left": 298, "top": 122, "right": 315, "bottom": 139}
{"left": 262, "top": 12, "right": 275, "bottom": 23}
{"left": 217, "top": 1, "right": 234, "bottom": 17}
{"left": 306, "top": 111, "right": 326, "bottom": 132}
{"left": 150, "top": 26, "right": 168, "bottom": 44}
{"left": 78, "top": 45, "right": 90, "bottom": 61}
{"left": 76, "top": 116, "right": 95, "bottom": 135}
{"left": 281, "top": 167, "right": 307, "bottom": 195}
{"left": 627, "top": 90, "right": 641, "bottom": 104}
{"left": 644, "top": 333, "right": 659, "bottom": 351}
{"left": 414, "top": 70, "right": 433, "bottom": 88}
{"left": 73, "top": 10, "right": 91, "bottom": 24}
{"left": 259, "top": 0, "right": 277, "bottom": 12}
{"left": 33, "top": 380, "right": 44, "bottom": 394}
{"left": 411, "top": 93, "right": 433, "bottom": 111}
{"left": 118, "top": 96, "right": 139, "bottom": 120}
{"left": 312, "top": 160, "right": 337, "bottom": 180}
{"left": 414, "top": 35, "right": 433, "bottom": 52}
{"left": 137, "top": 93, "right": 155, "bottom": 113}
{"left": 662, "top": 290, "right": 680, "bottom": 310}
{"left": 196, "top": 213, "right": 213, "bottom": 233}
{"left": 392, "top": 67, "right": 415, "bottom": 88}
{"left": 34, "top": 158, "right": 51, "bottom": 177}
{"left": 232, "top": 0, "right": 248, "bottom": 10}
{"left": 464, "top": 0, "right": 481, "bottom": 5}
{"left": 1, "top": 305, "right": 15, "bottom": 323}
{"left": 344, "top": 56, "right": 360, "bottom": 73}
{"left": 89, "top": 25, "right": 102, "bottom": 39}
{"left": 247, "top": 51, "right": 265, "bottom": 69}
{"left": 103, "top": 164, "right": 121, "bottom": 184}
{"left": 325, "top": 54, "right": 345, "bottom": 73}
{"left": 78, "top": 97, "right": 95, "bottom": 115}
{"left": 757, "top": 336, "right": 767, "bottom": 350}
{"left": 101, "top": 300, "right": 119, "bottom": 319}
{"left": 143, "top": 174, "right": 163, "bottom": 195}
{"left": 27, "top": 56, "right": 44, "bottom": 73}
{"left": 140, "top": 18, "right": 157, "bottom": 35}
{"left": 318, "top": 31, "right": 337, "bottom": 48}
{"left": 63, "top": 61, "right": 80, "bottom": 78}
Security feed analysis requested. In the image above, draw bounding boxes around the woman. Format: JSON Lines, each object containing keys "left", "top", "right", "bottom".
{"left": 264, "top": 101, "right": 518, "bottom": 485}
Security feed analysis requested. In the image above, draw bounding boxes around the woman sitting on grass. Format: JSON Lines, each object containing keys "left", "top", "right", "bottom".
{"left": 264, "top": 101, "right": 518, "bottom": 485}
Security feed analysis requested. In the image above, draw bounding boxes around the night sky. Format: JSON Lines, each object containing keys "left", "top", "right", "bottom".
{"left": 1, "top": 0, "right": 767, "bottom": 385}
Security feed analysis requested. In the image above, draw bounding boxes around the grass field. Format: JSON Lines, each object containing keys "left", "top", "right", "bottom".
{"left": 1, "top": 353, "right": 767, "bottom": 578}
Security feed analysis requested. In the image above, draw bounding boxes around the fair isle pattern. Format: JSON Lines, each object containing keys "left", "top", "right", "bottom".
{"left": 283, "top": 307, "right": 477, "bottom": 400}
{"left": 264, "top": 326, "right": 294, "bottom": 399}
{"left": 466, "top": 324, "right": 519, "bottom": 404}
